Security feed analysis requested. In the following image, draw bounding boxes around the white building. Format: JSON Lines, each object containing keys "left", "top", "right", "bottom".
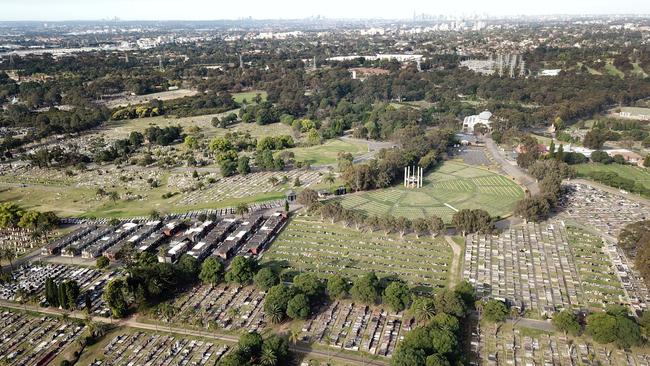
{"left": 462, "top": 111, "right": 492, "bottom": 133}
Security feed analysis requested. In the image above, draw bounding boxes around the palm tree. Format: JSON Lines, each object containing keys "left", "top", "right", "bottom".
{"left": 412, "top": 298, "right": 435, "bottom": 324}
{"left": 266, "top": 304, "right": 284, "bottom": 324}
{"left": 289, "top": 329, "right": 301, "bottom": 345}
{"left": 160, "top": 303, "right": 178, "bottom": 333}
{"left": 108, "top": 191, "right": 119, "bottom": 203}
{"left": 260, "top": 348, "right": 277, "bottom": 366}
{"left": 235, "top": 203, "right": 249, "bottom": 217}
{"left": 2, "top": 248, "right": 16, "bottom": 272}
{"left": 15, "top": 288, "right": 28, "bottom": 311}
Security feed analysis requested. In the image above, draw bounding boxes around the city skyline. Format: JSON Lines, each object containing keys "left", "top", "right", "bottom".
{"left": 2, "top": 0, "right": 650, "bottom": 21}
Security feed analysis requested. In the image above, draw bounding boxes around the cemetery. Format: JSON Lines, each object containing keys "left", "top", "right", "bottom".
{"left": 463, "top": 220, "right": 649, "bottom": 317}
{"left": 338, "top": 161, "right": 524, "bottom": 222}
{"left": 0, "top": 310, "right": 86, "bottom": 366}
{"left": 0, "top": 263, "right": 115, "bottom": 314}
{"left": 262, "top": 213, "right": 453, "bottom": 292}
{"left": 559, "top": 182, "right": 649, "bottom": 237}
{"left": 301, "top": 300, "right": 407, "bottom": 357}
{"left": 476, "top": 324, "right": 650, "bottom": 366}
{"left": 86, "top": 329, "right": 230, "bottom": 365}
{"left": 149, "top": 283, "right": 268, "bottom": 333}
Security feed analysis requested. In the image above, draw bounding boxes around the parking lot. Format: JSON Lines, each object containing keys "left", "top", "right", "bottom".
{"left": 0, "top": 310, "right": 86, "bottom": 366}
{"left": 85, "top": 330, "right": 230, "bottom": 366}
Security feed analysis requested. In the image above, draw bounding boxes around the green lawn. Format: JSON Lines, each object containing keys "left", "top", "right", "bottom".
{"left": 575, "top": 163, "right": 650, "bottom": 190}
{"left": 262, "top": 213, "right": 453, "bottom": 292}
{"left": 232, "top": 90, "right": 267, "bottom": 104}
{"left": 337, "top": 160, "right": 524, "bottom": 222}
{"left": 282, "top": 138, "right": 368, "bottom": 166}
{"left": 604, "top": 61, "right": 625, "bottom": 78}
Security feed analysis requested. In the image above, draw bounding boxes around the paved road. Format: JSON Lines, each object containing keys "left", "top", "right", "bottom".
{"left": 0, "top": 300, "right": 387, "bottom": 366}
{"left": 484, "top": 137, "right": 539, "bottom": 196}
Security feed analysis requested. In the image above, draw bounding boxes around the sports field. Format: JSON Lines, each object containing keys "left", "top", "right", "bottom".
{"left": 575, "top": 163, "right": 650, "bottom": 190}
{"left": 262, "top": 213, "right": 453, "bottom": 292}
{"left": 338, "top": 161, "right": 524, "bottom": 222}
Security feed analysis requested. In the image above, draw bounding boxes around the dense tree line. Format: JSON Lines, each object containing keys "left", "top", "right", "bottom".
{"left": 553, "top": 306, "right": 645, "bottom": 350}
{"left": 44, "top": 278, "right": 79, "bottom": 310}
{"left": 618, "top": 220, "right": 650, "bottom": 288}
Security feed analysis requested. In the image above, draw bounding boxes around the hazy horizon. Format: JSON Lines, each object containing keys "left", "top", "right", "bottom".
{"left": 2, "top": 0, "right": 650, "bottom": 22}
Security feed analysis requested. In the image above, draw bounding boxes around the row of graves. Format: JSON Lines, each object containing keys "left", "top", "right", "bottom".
{"left": 175, "top": 169, "right": 322, "bottom": 206}
{"left": 153, "top": 284, "right": 267, "bottom": 333}
{"left": 0, "top": 227, "right": 46, "bottom": 256}
{"left": 559, "top": 182, "right": 648, "bottom": 237}
{"left": 474, "top": 324, "right": 650, "bottom": 366}
{"left": 301, "top": 301, "right": 407, "bottom": 357}
{"left": 0, "top": 310, "right": 86, "bottom": 366}
{"left": 0, "top": 263, "right": 115, "bottom": 315}
{"left": 463, "top": 220, "right": 649, "bottom": 317}
{"left": 89, "top": 331, "right": 230, "bottom": 366}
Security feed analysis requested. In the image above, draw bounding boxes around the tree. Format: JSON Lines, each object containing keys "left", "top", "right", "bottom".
{"left": 552, "top": 310, "right": 581, "bottom": 336}
{"left": 297, "top": 188, "right": 318, "bottom": 207}
{"left": 96, "top": 256, "right": 110, "bottom": 269}
{"left": 434, "top": 289, "right": 466, "bottom": 318}
{"left": 429, "top": 326, "right": 458, "bottom": 358}
{"left": 177, "top": 254, "right": 199, "bottom": 283}
{"left": 454, "top": 280, "right": 475, "bottom": 307}
{"left": 225, "top": 256, "right": 257, "bottom": 284}
{"left": 586, "top": 312, "right": 618, "bottom": 344}
{"left": 514, "top": 196, "right": 551, "bottom": 222}
{"left": 107, "top": 191, "right": 119, "bottom": 203}
{"left": 260, "top": 348, "right": 278, "bottom": 366}
{"left": 254, "top": 267, "right": 279, "bottom": 291}
{"left": 199, "top": 257, "right": 224, "bottom": 286}
{"left": 426, "top": 354, "right": 451, "bottom": 366}
{"left": 644, "top": 155, "right": 650, "bottom": 168}
{"left": 395, "top": 216, "right": 412, "bottom": 238}
{"left": 350, "top": 272, "right": 381, "bottom": 304}
{"left": 239, "top": 331, "right": 264, "bottom": 359}
{"left": 262, "top": 334, "right": 289, "bottom": 365}
{"left": 235, "top": 203, "right": 249, "bottom": 217}
{"left": 264, "top": 284, "right": 295, "bottom": 323}
{"left": 103, "top": 278, "right": 129, "bottom": 318}
{"left": 583, "top": 129, "right": 609, "bottom": 149}
{"left": 411, "top": 296, "right": 436, "bottom": 324}
{"left": 293, "top": 273, "right": 325, "bottom": 302}
{"left": 327, "top": 274, "right": 350, "bottom": 299}
{"left": 286, "top": 294, "right": 310, "bottom": 320}
{"left": 237, "top": 156, "right": 251, "bottom": 175}
{"left": 429, "top": 216, "right": 445, "bottom": 238}
{"left": 391, "top": 346, "right": 427, "bottom": 366}
{"left": 482, "top": 299, "right": 508, "bottom": 323}
{"left": 383, "top": 282, "right": 411, "bottom": 312}
{"left": 184, "top": 135, "right": 198, "bottom": 149}
{"left": 288, "top": 329, "right": 301, "bottom": 345}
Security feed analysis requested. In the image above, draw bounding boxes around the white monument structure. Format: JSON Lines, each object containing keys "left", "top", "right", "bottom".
{"left": 404, "top": 166, "right": 423, "bottom": 188}
{"left": 462, "top": 110, "right": 492, "bottom": 133}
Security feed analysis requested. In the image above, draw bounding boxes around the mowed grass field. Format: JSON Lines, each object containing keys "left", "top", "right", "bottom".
{"left": 338, "top": 161, "right": 524, "bottom": 222}
{"left": 575, "top": 163, "right": 650, "bottom": 190}
{"left": 262, "top": 213, "right": 453, "bottom": 292}
{"left": 282, "top": 138, "right": 369, "bottom": 166}
{"left": 232, "top": 90, "right": 267, "bottom": 104}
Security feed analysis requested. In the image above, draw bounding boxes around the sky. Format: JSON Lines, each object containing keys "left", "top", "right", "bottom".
{"left": 1, "top": 0, "right": 649, "bottom": 21}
